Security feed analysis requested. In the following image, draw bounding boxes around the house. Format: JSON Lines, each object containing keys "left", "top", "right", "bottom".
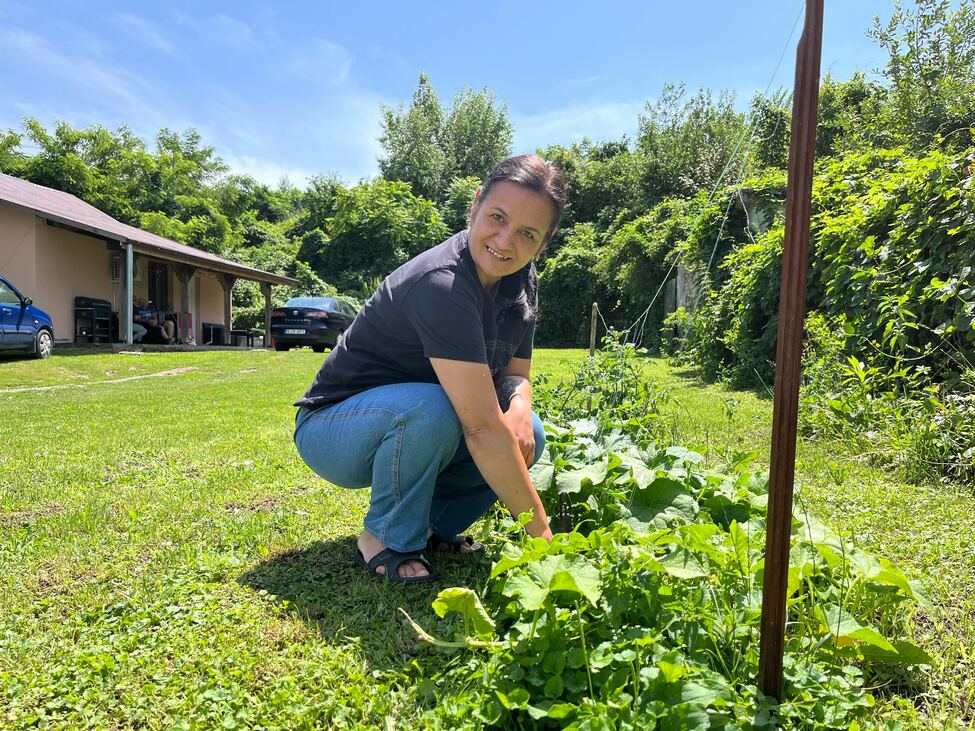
{"left": 0, "top": 172, "right": 297, "bottom": 346}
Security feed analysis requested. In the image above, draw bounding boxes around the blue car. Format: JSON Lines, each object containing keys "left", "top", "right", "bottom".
{"left": 0, "top": 275, "right": 54, "bottom": 359}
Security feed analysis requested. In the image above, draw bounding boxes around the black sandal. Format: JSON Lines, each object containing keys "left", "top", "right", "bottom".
{"left": 426, "top": 534, "right": 485, "bottom": 554}
{"left": 355, "top": 548, "right": 438, "bottom": 584}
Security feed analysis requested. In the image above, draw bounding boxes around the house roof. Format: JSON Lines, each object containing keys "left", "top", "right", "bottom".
{"left": 0, "top": 172, "right": 298, "bottom": 286}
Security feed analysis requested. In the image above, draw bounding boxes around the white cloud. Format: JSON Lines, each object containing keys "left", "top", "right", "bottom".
{"left": 112, "top": 13, "right": 175, "bottom": 56}
{"left": 222, "top": 154, "right": 315, "bottom": 188}
{"left": 512, "top": 99, "right": 645, "bottom": 151}
{"left": 284, "top": 39, "right": 353, "bottom": 87}
{"left": 0, "top": 28, "right": 163, "bottom": 125}
{"left": 170, "top": 11, "right": 262, "bottom": 50}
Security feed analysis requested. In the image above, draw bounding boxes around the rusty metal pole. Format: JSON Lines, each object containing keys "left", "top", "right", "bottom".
{"left": 587, "top": 302, "right": 598, "bottom": 412}
{"left": 758, "top": 0, "right": 824, "bottom": 700}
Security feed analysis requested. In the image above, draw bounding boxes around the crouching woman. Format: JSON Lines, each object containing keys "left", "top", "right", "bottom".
{"left": 293, "top": 154, "right": 566, "bottom": 583}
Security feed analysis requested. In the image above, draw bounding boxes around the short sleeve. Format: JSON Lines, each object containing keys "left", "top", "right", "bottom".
{"left": 400, "top": 269, "right": 488, "bottom": 364}
{"left": 514, "top": 319, "right": 535, "bottom": 359}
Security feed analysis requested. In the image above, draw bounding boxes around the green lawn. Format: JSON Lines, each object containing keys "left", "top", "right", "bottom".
{"left": 0, "top": 349, "right": 971, "bottom": 728}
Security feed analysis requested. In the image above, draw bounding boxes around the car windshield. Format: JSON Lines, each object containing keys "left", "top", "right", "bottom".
{"left": 284, "top": 297, "right": 334, "bottom": 309}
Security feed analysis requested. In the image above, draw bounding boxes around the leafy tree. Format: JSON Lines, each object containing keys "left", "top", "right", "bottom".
{"left": 300, "top": 178, "right": 449, "bottom": 294}
{"left": 0, "top": 129, "right": 24, "bottom": 175}
{"left": 869, "top": 0, "right": 975, "bottom": 151}
{"left": 637, "top": 84, "right": 747, "bottom": 204}
{"left": 289, "top": 174, "right": 343, "bottom": 238}
{"left": 440, "top": 86, "right": 513, "bottom": 183}
{"left": 749, "top": 90, "right": 791, "bottom": 170}
{"left": 378, "top": 74, "right": 513, "bottom": 201}
{"left": 378, "top": 73, "right": 447, "bottom": 200}
{"left": 212, "top": 175, "right": 294, "bottom": 224}
{"left": 441, "top": 175, "right": 480, "bottom": 232}
{"left": 537, "top": 224, "right": 611, "bottom": 346}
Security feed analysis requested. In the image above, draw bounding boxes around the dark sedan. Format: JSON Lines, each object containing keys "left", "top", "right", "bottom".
{"left": 0, "top": 274, "right": 54, "bottom": 359}
{"left": 270, "top": 297, "right": 357, "bottom": 352}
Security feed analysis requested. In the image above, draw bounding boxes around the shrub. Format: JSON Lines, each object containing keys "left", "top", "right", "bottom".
{"left": 536, "top": 224, "right": 609, "bottom": 347}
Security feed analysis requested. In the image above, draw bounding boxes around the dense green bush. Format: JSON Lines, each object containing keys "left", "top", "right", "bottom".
{"left": 536, "top": 225, "right": 608, "bottom": 347}
{"left": 812, "top": 145, "right": 975, "bottom": 384}
{"left": 297, "top": 178, "right": 449, "bottom": 295}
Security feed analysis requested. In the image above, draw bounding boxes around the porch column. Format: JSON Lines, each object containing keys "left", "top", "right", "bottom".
{"left": 124, "top": 243, "right": 134, "bottom": 344}
{"left": 261, "top": 282, "right": 272, "bottom": 349}
{"left": 218, "top": 273, "right": 236, "bottom": 343}
{"left": 174, "top": 264, "right": 196, "bottom": 344}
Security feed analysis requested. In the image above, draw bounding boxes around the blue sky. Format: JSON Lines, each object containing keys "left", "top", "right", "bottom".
{"left": 1, "top": 1, "right": 896, "bottom": 187}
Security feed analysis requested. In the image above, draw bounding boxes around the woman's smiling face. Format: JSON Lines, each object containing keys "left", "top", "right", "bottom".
{"left": 467, "top": 180, "right": 556, "bottom": 291}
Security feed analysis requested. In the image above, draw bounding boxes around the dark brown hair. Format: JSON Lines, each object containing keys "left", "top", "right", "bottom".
{"left": 478, "top": 154, "right": 567, "bottom": 246}
{"left": 474, "top": 154, "right": 567, "bottom": 321}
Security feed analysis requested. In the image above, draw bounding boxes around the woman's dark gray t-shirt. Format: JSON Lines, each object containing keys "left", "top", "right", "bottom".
{"left": 294, "top": 230, "right": 535, "bottom": 410}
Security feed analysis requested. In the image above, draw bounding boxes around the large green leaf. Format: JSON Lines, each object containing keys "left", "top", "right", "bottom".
{"left": 659, "top": 548, "right": 709, "bottom": 579}
{"left": 617, "top": 446, "right": 655, "bottom": 487}
{"left": 432, "top": 587, "right": 496, "bottom": 639}
{"left": 857, "top": 639, "right": 932, "bottom": 666}
{"left": 529, "top": 448, "right": 555, "bottom": 491}
{"left": 503, "top": 554, "right": 602, "bottom": 610}
{"left": 555, "top": 460, "right": 609, "bottom": 493}
{"left": 629, "top": 476, "right": 699, "bottom": 528}
{"left": 817, "top": 604, "right": 897, "bottom": 653}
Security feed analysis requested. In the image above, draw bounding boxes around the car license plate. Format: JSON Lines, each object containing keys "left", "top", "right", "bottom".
{"left": 284, "top": 328, "right": 306, "bottom": 335}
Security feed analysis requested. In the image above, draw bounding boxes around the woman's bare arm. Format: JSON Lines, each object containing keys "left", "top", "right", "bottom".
{"left": 430, "top": 357, "right": 552, "bottom": 539}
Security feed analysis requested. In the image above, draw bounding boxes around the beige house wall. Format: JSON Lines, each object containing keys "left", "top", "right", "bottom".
{"left": 197, "top": 272, "right": 225, "bottom": 342}
{"left": 34, "top": 220, "right": 116, "bottom": 341}
{"left": 0, "top": 204, "right": 38, "bottom": 295}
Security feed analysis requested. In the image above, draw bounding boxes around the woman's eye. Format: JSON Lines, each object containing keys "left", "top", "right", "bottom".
{"left": 521, "top": 230, "right": 535, "bottom": 241}
{"left": 491, "top": 213, "right": 504, "bottom": 222}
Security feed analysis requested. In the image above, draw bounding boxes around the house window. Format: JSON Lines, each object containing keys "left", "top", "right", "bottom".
{"left": 148, "top": 262, "right": 169, "bottom": 309}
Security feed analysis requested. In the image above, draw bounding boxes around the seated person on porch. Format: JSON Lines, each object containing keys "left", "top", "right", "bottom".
{"left": 133, "top": 296, "right": 175, "bottom": 344}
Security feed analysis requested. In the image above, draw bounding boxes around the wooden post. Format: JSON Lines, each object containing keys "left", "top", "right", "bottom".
{"left": 174, "top": 264, "right": 196, "bottom": 344}
{"left": 219, "top": 273, "right": 237, "bottom": 344}
{"left": 758, "top": 0, "right": 824, "bottom": 700}
{"left": 261, "top": 282, "right": 272, "bottom": 349}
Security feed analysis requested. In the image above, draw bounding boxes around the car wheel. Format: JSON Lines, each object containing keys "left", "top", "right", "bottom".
{"left": 275, "top": 343, "right": 291, "bottom": 351}
{"left": 312, "top": 345, "right": 326, "bottom": 353}
{"left": 33, "top": 329, "right": 54, "bottom": 359}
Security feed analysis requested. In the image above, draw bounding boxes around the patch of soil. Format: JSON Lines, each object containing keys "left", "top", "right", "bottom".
{"left": 224, "top": 495, "right": 280, "bottom": 514}
{"left": 0, "top": 504, "right": 62, "bottom": 527}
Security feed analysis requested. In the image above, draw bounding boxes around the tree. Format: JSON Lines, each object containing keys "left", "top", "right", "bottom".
{"left": 299, "top": 178, "right": 449, "bottom": 294}
{"left": 637, "top": 84, "right": 747, "bottom": 204}
{"left": 441, "top": 176, "right": 480, "bottom": 232}
{"left": 378, "top": 74, "right": 513, "bottom": 201}
{"left": 441, "top": 87, "right": 513, "bottom": 183}
{"left": 378, "top": 73, "right": 447, "bottom": 200}
{"left": 869, "top": 0, "right": 975, "bottom": 151}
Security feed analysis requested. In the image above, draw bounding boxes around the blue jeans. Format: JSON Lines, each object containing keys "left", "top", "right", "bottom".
{"left": 293, "top": 382, "right": 546, "bottom": 554}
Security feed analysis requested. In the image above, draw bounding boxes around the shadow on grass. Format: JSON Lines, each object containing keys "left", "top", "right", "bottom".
{"left": 237, "top": 536, "right": 493, "bottom": 665}
{"left": 665, "top": 365, "right": 775, "bottom": 401}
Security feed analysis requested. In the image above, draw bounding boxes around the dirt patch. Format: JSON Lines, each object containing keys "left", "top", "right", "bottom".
{"left": 239, "top": 368, "right": 258, "bottom": 373}
{"left": 0, "top": 504, "right": 62, "bottom": 527}
{"left": 224, "top": 495, "right": 280, "bottom": 514}
{"left": 0, "top": 367, "right": 197, "bottom": 394}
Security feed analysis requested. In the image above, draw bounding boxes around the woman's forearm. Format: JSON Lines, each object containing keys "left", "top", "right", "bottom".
{"left": 463, "top": 421, "right": 550, "bottom": 537}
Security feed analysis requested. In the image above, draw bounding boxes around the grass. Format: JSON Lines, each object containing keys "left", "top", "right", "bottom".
{"left": 0, "top": 348, "right": 972, "bottom": 728}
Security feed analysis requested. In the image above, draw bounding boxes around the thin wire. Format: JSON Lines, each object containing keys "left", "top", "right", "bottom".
{"left": 609, "top": 2, "right": 806, "bottom": 351}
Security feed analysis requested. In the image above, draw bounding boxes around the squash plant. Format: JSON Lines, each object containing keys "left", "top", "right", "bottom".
{"left": 407, "top": 337, "right": 931, "bottom": 729}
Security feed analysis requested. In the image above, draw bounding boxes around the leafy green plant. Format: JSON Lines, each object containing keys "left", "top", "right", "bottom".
{"left": 407, "top": 335, "right": 930, "bottom": 729}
